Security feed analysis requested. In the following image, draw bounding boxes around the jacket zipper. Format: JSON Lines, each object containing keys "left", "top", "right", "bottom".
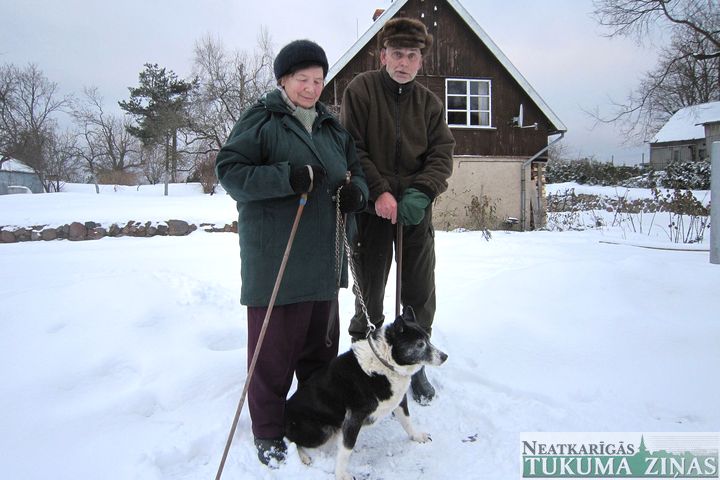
{"left": 394, "top": 86, "right": 402, "bottom": 177}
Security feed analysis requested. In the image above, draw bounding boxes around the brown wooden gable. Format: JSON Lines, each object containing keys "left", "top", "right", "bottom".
{"left": 320, "top": 0, "right": 565, "bottom": 158}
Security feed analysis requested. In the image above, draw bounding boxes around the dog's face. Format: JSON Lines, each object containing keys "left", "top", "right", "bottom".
{"left": 385, "top": 306, "right": 448, "bottom": 367}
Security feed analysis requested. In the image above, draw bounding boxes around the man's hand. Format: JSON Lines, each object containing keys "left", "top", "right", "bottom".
{"left": 375, "top": 192, "right": 398, "bottom": 224}
{"left": 398, "top": 188, "right": 431, "bottom": 225}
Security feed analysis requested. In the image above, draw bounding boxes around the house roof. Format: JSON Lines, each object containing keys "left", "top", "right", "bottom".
{"left": 326, "top": 0, "right": 567, "bottom": 134}
{"left": 651, "top": 101, "right": 720, "bottom": 144}
{"left": 0, "top": 159, "right": 34, "bottom": 173}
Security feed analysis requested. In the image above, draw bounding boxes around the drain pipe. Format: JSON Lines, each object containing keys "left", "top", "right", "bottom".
{"left": 520, "top": 132, "right": 565, "bottom": 231}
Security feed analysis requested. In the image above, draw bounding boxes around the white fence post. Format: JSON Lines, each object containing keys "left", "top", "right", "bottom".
{"left": 711, "top": 141, "right": 720, "bottom": 264}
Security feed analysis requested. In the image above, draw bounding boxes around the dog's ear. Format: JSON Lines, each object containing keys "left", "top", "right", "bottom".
{"left": 401, "top": 305, "right": 417, "bottom": 325}
{"left": 392, "top": 313, "right": 405, "bottom": 333}
{"left": 392, "top": 306, "right": 417, "bottom": 334}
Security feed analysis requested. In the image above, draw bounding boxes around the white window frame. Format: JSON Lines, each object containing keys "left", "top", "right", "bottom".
{"left": 445, "top": 78, "right": 492, "bottom": 129}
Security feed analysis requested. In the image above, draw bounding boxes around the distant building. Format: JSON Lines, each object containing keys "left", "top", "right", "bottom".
{"left": 701, "top": 117, "right": 720, "bottom": 151}
{"left": 0, "top": 159, "right": 43, "bottom": 194}
{"left": 649, "top": 101, "right": 720, "bottom": 169}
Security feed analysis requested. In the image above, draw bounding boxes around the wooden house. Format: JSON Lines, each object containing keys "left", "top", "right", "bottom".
{"left": 321, "top": 0, "right": 566, "bottom": 231}
{"left": 649, "top": 101, "right": 720, "bottom": 169}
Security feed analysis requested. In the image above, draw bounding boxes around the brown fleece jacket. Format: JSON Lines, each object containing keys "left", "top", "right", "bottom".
{"left": 340, "top": 67, "right": 455, "bottom": 202}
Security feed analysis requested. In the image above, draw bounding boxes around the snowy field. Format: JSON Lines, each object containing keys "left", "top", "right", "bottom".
{"left": 1, "top": 184, "right": 719, "bottom": 480}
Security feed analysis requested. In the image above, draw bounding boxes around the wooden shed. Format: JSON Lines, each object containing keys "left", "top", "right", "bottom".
{"left": 321, "top": 0, "right": 566, "bottom": 231}
{"left": 0, "top": 159, "right": 43, "bottom": 195}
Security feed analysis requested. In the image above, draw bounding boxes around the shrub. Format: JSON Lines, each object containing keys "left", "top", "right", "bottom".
{"left": 547, "top": 158, "right": 711, "bottom": 190}
{"left": 661, "top": 161, "right": 710, "bottom": 190}
{"left": 545, "top": 158, "right": 647, "bottom": 186}
{"left": 97, "top": 170, "right": 139, "bottom": 186}
{"left": 546, "top": 187, "right": 710, "bottom": 243}
{"left": 188, "top": 153, "right": 218, "bottom": 194}
{"left": 464, "top": 194, "right": 496, "bottom": 239}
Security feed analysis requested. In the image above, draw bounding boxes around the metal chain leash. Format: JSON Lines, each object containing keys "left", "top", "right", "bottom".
{"left": 334, "top": 185, "right": 344, "bottom": 290}
{"left": 334, "top": 182, "right": 375, "bottom": 336}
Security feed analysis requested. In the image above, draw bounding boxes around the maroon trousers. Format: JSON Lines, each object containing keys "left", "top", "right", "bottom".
{"left": 246, "top": 300, "right": 339, "bottom": 439}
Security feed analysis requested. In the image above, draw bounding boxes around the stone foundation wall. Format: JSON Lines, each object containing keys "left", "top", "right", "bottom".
{"left": 0, "top": 220, "right": 238, "bottom": 243}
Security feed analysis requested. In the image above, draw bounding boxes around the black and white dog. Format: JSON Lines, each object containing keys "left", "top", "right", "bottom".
{"left": 285, "top": 306, "right": 448, "bottom": 480}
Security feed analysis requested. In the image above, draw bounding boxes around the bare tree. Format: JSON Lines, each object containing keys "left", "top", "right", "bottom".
{"left": 44, "top": 129, "right": 82, "bottom": 192}
{"left": 186, "top": 28, "right": 275, "bottom": 156}
{"left": 0, "top": 68, "right": 12, "bottom": 169}
{"left": 591, "top": 0, "right": 720, "bottom": 142}
{"left": 140, "top": 145, "right": 167, "bottom": 185}
{"left": 72, "top": 87, "right": 142, "bottom": 185}
{"left": 0, "top": 63, "right": 69, "bottom": 187}
{"left": 594, "top": 0, "right": 719, "bottom": 50}
{"left": 548, "top": 140, "right": 573, "bottom": 162}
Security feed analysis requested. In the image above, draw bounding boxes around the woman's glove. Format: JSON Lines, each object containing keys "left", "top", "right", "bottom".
{"left": 397, "top": 187, "right": 431, "bottom": 225}
{"left": 338, "top": 183, "right": 366, "bottom": 214}
{"left": 290, "top": 165, "right": 326, "bottom": 193}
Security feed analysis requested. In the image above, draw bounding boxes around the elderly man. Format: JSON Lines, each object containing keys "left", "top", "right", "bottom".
{"left": 340, "top": 17, "right": 455, "bottom": 403}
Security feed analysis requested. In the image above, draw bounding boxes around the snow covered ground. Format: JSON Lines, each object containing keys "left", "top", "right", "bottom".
{"left": 1, "top": 184, "right": 718, "bottom": 479}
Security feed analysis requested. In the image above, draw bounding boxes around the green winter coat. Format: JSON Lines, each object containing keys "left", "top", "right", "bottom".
{"left": 216, "top": 89, "right": 368, "bottom": 307}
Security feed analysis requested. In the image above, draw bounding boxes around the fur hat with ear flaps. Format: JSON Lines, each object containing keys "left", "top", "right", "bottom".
{"left": 377, "top": 17, "right": 433, "bottom": 54}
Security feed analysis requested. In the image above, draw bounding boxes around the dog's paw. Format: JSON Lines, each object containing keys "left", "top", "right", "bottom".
{"left": 335, "top": 471, "right": 355, "bottom": 480}
{"left": 297, "top": 447, "right": 312, "bottom": 465}
{"left": 411, "top": 431, "right": 432, "bottom": 443}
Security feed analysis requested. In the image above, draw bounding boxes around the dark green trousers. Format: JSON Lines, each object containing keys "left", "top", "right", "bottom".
{"left": 348, "top": 206, "right": 436, "bottom": 338}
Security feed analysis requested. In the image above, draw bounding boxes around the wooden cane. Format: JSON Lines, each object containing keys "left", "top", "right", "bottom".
{"left": 395, "top": 220, "right": 403, "bottom": 317}
{"left": 215, "top": 192, "right": 308, "bottom": 480}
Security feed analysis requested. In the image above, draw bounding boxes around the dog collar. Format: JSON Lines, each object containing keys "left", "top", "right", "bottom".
{"left": 367, "top": 335, "right": 399, "bottom": 374}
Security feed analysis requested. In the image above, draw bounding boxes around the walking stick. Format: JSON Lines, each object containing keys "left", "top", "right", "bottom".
{"left": 215, "top": 192, "right": 309, "bottom": 480}
{"left": 395, "top": 221, "right": 403, "bottom": 317}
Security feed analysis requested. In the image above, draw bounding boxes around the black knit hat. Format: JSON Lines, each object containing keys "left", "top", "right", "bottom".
{"left": 273, "top": 40, "right": 329, "bottom": 80}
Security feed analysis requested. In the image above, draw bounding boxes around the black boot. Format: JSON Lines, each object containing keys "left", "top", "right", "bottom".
{"left": 410, "top": 366, "right": 436, "bottom": 405}
{"left": 254, "top": 437, "right": 287, "bottom": 467}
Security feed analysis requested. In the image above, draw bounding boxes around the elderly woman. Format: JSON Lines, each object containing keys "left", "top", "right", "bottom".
{"left": 215, "top": 39, "right": 368, "bottom": 466}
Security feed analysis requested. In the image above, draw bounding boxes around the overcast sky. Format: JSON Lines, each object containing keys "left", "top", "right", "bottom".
{"left": 1, "top": 0, "right": 663, "bottom": 165}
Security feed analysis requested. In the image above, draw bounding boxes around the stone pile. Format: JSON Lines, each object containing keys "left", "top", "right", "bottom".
{"left": 0, "top": 220, "right": 238, "bottom": 243}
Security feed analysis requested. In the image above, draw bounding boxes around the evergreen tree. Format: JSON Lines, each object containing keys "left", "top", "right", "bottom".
{"left": 119, "top": 63, "right": 196, "bottom": 182}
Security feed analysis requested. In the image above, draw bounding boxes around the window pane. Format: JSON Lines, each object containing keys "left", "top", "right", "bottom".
{"left": 448, "top": 111, "right": 467, "bottom": 125}
{"left": 448, "top": 96, "right": 467, "bottom": 109}
{"left": 447, "top": 81, "right": 466, "bottom": 95}
{"left": 447, "top": 79, "right": 491, "bottom": 127}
